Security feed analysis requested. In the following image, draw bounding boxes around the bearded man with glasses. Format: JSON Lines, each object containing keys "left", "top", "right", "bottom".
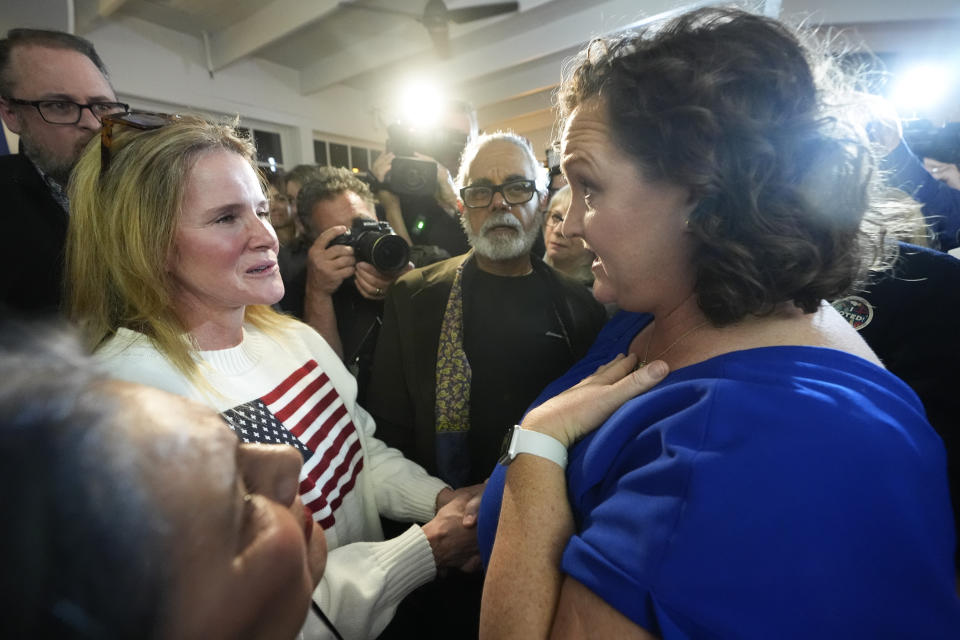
{"left": 367, "top": 130, "right": 606, "bottom": 640}
{"left": 0, "top": 28, "right": 125, "bottom": 315}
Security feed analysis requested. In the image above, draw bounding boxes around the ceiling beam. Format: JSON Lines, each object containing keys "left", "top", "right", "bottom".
{"left": 302, "top": 0, "right": 660, "bottom": 95}
{"left": 206, "top": 0, "right": 340, "bottom": 71}
{"left": 477, "top": 88, "right": 554, "bottom": 124}
{"left": 312, "top": 0, "right": 741, "bottom": 100}
{"left": 431, "top": 0, "right": 733, "bottom": 88}
{"left": 75, "top": 0, "right": 130, "bottom": 34}
{"left": 460, "top": 0, "right": 779, "bottom": 114}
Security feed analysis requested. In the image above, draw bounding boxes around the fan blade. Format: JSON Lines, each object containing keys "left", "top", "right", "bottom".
{"left": 428, "top": 23, "right": 452, "bottom": 58}
{"left": 337, "top": 1, "right": 422, "bottom": 22}
{"left": 446, "top": 2, "right": 519, "bottom": 24}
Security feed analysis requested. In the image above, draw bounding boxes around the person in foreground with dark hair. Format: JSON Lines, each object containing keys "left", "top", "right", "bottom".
{"left": 0, "top": 322, "right": 327, "bottom": 639}
{"left": 478, "top": 8, "right": 960, "bottom": 638}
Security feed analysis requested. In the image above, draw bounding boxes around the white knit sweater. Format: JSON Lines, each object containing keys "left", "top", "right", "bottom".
{"left": 96, "top": 322, "right": 448, "bottom": 639}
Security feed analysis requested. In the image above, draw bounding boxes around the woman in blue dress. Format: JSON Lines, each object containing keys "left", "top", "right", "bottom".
{"left": 478, "top": 8, "right": 960, "bottom": 639}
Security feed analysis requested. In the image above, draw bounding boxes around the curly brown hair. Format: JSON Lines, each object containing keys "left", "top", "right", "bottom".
{"left": 559, "top": 8, "right": 890, "bottom": 325}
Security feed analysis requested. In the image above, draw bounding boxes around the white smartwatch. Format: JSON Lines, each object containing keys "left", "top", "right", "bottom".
{"left": 498, "top": 425, "right": 568, "bottom": 469}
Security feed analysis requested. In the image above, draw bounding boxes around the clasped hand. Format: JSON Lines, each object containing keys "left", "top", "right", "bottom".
{"left": 423, "top": 482, "right": 486, "bottom": 573}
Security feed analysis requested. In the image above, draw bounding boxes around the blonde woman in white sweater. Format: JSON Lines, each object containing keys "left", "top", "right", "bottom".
{"left": 67, "top": 112, "right": 482, "bottom": 639}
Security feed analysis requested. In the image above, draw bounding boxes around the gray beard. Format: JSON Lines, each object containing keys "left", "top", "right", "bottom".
{"left": 19, "top": 136, "right": 84, "bottom": 187}
{"left": 461, "top": 210, "right": 542, "bottom": 261}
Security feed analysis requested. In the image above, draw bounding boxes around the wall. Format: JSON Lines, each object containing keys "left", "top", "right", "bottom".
{"left": 0, "top": 2, "right": 386, "bottom": 166}
{"left": 84, "top": 16, "right": 386, "bottom": 166}
{"left": 0, "top": 0, "right": 71, "bottom": 33}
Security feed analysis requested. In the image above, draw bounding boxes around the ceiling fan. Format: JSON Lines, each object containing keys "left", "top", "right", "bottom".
{"left": 338, "top": 0, "right": 520, "bottom": 58}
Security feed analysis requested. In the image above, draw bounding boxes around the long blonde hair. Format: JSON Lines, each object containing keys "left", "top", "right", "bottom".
{"left": 66, "top": 114, "right": 293, "bottom": 381}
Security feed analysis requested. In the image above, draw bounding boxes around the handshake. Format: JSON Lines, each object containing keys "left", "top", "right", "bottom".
{"left": 423, "top": 482, "right": 487, "bottom": 573}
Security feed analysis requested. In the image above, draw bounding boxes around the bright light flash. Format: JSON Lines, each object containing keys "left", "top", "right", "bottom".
{"left": 398, "top": 81, "right": 444, "bottom": 129}
{"left": 890, "top": 65, "right": 950, "bottom": 114}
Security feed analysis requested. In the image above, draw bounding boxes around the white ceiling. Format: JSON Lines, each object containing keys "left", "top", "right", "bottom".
{"left": 73, "top": 0, "right": 960, "bottom": 136}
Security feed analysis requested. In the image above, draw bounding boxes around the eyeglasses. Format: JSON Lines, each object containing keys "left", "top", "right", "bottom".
{"left": 100, "top": 111, "right": 179, "bottom": 174}
{"left": 5, "top": 97, "right": 129, "bottom": 124}
{"left": 459, "top": 179, "right": 537, "bottom": 209}
{"left": 545, "top": 212, "right": 565, "bottom": 228}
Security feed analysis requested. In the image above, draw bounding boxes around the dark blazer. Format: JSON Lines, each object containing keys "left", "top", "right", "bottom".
{"left": 366, "top": 251, "right": 606, "bottom": 477}
{"left": 0, "top": 154, "right": 68, "bottom": 315}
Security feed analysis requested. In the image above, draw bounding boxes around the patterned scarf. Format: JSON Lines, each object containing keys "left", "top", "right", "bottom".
{"left": 434, "top": 262, "right": 471, "bottom": 487}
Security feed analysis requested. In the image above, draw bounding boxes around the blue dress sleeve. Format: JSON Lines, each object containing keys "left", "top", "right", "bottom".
{"left": 560, "top": 364, "right": 960, "bottom": 638}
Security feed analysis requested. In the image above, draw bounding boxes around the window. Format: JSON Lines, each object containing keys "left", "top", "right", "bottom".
{"left": 253, "top": 130, "right": 283, "bottom": 165}
{"left": 314, "top": 140, "right": 328, "bottom": 166}
{"left": 329, "top": 142, "right": 349, "bottom": 168}
{"left": 350, "top": 146, "right": 370, "bottom": 172}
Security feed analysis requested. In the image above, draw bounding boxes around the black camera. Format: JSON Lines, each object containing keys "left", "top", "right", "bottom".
{"left": 902, "top": 120, "right": 960, "bottom": 165}
{"left": 388, "top": 156, "right": 437, "bottom": 197}
{"left": 385, "top": 123, "right": 469, "bottom": 196}
{"left": 328, "top": 218, "right": 410, "bottom": 274}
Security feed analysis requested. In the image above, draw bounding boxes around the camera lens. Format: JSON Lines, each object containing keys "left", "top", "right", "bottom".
{"left": 365, "top": 234, "right": 410, "bottom": 273}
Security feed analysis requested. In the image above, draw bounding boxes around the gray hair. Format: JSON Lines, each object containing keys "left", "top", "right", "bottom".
{"left": 456, "top": 131, "right": 548, "bottom": 193}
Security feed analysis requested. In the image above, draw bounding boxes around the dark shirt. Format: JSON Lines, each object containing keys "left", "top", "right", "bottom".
{"left": 332, "top": 283, "right": 383, "bottom": 405}
{"left": 461, "top": 262, "right": 581, "bottom": 484}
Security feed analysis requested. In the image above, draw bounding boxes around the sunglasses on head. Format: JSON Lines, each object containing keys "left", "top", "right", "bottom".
{"left": 100, "top": 111, "right": 180, "bottom": 175}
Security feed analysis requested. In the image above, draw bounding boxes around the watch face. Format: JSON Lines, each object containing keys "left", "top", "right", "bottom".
{"left": 497, "top": 425, "right": 518, "bottom": 465}
{"left": 499, "top": 425, "right": 515, "bottom": 458}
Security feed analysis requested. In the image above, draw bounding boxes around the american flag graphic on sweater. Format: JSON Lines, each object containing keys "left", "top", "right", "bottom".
{"left": 221, "top": 359, "right": 363, "bottom": 529}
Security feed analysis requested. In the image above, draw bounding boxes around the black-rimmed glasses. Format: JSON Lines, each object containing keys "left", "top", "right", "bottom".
{"left": 459, "top": 179, "right": 537, "bottom": 208}
{"left": 4, "top": 97, "right": 129, "bottom": 124}
{"left": 100, "top": 111, "right": 180, "bottom": 174}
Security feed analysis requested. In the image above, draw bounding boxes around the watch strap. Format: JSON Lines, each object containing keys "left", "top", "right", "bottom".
{"left": 499, "top": 425, "right": 568, "bottom": 469}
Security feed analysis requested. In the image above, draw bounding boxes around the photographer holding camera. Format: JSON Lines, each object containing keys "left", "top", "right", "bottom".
{"left": 276, "top": 166, "right": 412, "bottom": 402}
{"left": 371, "top": 99, "right": 478, "bottom": 260}
{"left": 868, "top": 98, "right": 960, "bottom": 251}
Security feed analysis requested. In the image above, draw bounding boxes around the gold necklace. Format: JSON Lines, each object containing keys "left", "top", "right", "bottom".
{"left": 639, "top": 320, "right": 710, "bottom": 367}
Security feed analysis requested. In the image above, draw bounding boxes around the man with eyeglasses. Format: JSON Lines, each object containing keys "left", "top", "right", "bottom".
{"left": 0, "top": 28, "right": 125, "bottom": 315}
{"left": 367, "top": 131, "right": 604, "bottom": 638}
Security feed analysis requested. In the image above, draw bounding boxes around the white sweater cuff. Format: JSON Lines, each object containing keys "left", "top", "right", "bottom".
{"left": 394, "top": 474, "right": 450, "bottom": 522}
{"left": 374, "top": 524, "right": 437, "bottom": 607}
